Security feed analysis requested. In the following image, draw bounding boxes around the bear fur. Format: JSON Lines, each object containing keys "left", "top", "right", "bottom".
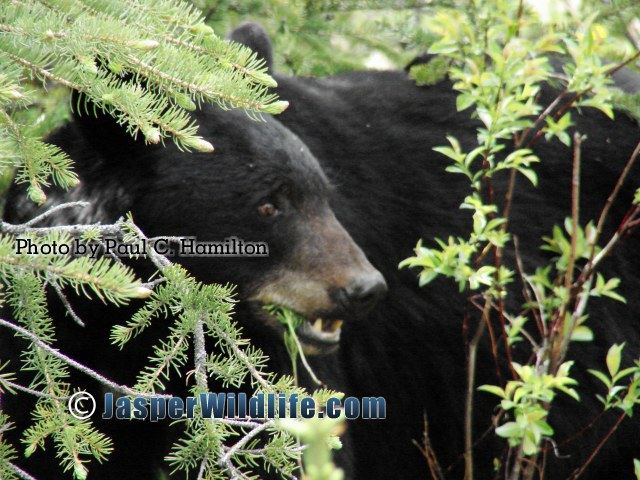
{"left": 1, "top": 97, "right": 385, "bottom": 478}
{"left": 231, "top": 21, "right": 640, "bottom": 479}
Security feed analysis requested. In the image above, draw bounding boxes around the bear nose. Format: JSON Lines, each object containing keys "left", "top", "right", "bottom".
{"left": 343, "top": 271, "right": 388, "bottom": 315}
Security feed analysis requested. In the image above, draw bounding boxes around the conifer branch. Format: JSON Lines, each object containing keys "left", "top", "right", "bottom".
{"left": 0, "top": 0, "right": 284, "bottom": 203}
{"left": 0, "top": 317, "right": 172, "bottom": 400}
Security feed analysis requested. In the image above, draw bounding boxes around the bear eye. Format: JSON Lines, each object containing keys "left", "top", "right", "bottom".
{"left": 258, "top": 203, "right": 279, "bottom": 217}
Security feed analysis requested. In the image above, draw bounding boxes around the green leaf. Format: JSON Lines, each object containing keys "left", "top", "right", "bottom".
{"left": 478, "top": 385, "right": 506, "bottom": 398}
{"left": 456, "top": 93, "right": 475, "bottom": 111}
{"left": 606, "top": 343, "right": 625, "bottom": 378}
{"left": 614, "top": 367, "right": 639, "bottom": 383}
{"left": 518, "top": 167, "right": 538, "bottom": 186}
{"left": 495, "top": 422, "right": 521, "bottom": 439}
{"left": 522, "top": 433, "right": 538, "bottom": 456}
{"left": 571, "top": 325, "right": 594, "bottom": 342}
{"left": 593, "top": 274, "right": 627, "bottom": 303}
{"left": 589, "top": 369, "right": 612, "bottom": 389}
{"left": 477, "top": 109, "right": 493, "bottom": 129}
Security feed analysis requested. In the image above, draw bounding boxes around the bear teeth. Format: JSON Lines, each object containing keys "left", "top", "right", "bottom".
{"left": 312, "top": 318, "right": 323, "bottom": 333}
{"left": 325, "top": 319, "right": 343, "bottom": 333}
{"left": 310, "top": 318, "right": 343, "bottom": 334}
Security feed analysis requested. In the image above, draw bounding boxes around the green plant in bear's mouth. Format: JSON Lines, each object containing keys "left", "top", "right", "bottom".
{"left": 265, "top": 305, "right": 322, "bottom": 386}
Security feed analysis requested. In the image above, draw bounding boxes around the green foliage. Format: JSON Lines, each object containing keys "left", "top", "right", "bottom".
{"left": 0, "top": 232, "right": 146, "bottom": 303}
{"left": 203, "top": 0, "right": 414, "bottom": 76}
{"left": 279, "top": 414, "right": 345, "bottom": 480}
{"left": 613, "top": 91, "right": 640, "bottom": 122}
{"left": 589, "top": 344, "right": 640, "bottom": 415}
{"left": 541, "top": 219, "right": 600, "bottom": 271}
{"left": 399, "top": 193, "right": 513, "bottom": 293}
{"left": 2, "top": 0, "right": 639, "bottom": 478}
{"left": 0, "top": 0, "right": 283, "bottom": 204}
{"left": 113, "top": 263, "right": 239, "bottom": 393}
{"left": 108, "top": 221, "right": 342, "bottom": 478}
{"left": 5, "top": 269, "right": 114, "bottom": 479}
{"left": 408, "top": 56, "right": 449, "bottom": 86}
{"left": 264, "top": 305, "right": 323, "bottom": 391}
{"left": 265, "top": 305, "right": 305, "bottom": 382}
{"left": 480, "top": 361, "right": 578, "bottom": 456}
{"left": 398, "top": 0, "right": 640, "bottom": 476}
{"left": 0, "top": 412, "right": 19, "bottom": 480}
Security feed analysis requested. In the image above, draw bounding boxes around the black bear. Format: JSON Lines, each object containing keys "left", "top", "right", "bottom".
{"left": 230, "top": 21, "right": 640, "bottom": 480}
{"left": 1, "top": 19, "right": 639, "bottom": 480}
{"left": 1, "top": 93, "right": 386, "bottom": 477}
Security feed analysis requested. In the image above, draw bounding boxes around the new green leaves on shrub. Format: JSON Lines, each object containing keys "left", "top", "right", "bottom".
{"left": 401, "top": 2, "right": 640, "bottom": 476}
{"left": 480, "top": 362, "right": 579, "bottom": 456}
{"left": 589, "top": 344, "right": 640, "bottom": 414}
{"left": 541, "top": 219, "right": 599, "bottom": 272}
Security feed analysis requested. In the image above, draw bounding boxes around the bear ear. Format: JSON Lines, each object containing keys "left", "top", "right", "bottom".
{"left": 228, "top": 21, "right": 274, "bottom": 72}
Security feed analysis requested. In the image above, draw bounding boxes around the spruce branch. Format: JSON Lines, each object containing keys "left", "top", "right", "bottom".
{"left": 119, "top": 219, "right": 310, "bottom": 477}
{"left": 0, "top": 0, "right": 285, "bottom": 171}
{"left": 0, "top": 317, "right": 172, "bottom": 400}
{"left": 0, "top": 219, "right": 123, "bottom": 237}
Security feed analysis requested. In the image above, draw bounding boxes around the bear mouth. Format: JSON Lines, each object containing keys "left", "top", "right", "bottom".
{"left": 253, "top": 304, "right": 345, "bottom": 354}
{"left": 295, "top": 317, "right": 344, "bottom": 349}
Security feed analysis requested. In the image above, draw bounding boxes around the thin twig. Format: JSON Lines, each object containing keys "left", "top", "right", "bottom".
{"left": 583, "top": 206, "right": 640, "bottom": 280}
{"left": 193, "top": 313, "right": 209, "bottom": 391}
{"left": 0, "top": 219, "right": 124, "bottom": 237}
{"left": 140, "top": 277, "right": 167, "bottom": 290}
{"left": 287, "top": 323, "right": 322, "bottom": 386}
{"left": 568, "top": 412, "right": 626, "bottom": 479}
{"left": 24, "top": 202, "right": 90, "bottom": 226}
{"left": 50, "top": 281, "right": 86, "bottom": 327}
{"left": 2, "top": 379, "right": 71, "bottom": 401}
{"left": 595, "top": 140, "right": 640, "bottom": 235}
{"left": 413, "top": 411, "right": 445, "bottom": 480}
{"left": 208, "top": 321, "right": 270, "bottom": 392}
{"left": 6, "top": 462, "right": 38, "bottom": 480}
{"left": 513, "top": 236, "right": 544, "bottom": 338}
{"left": 464, "top": 295, "right": 491, "bottom": 480}
{"left": 197, "top": 458, "right": 209, "bottom": 480}
{"left": 552, "top": 133, "right": 583, "bottom": 369}
{"left": 219, "top": 421, "right": 274, "bottom": 478}
{"left": 220, "top": 421, "right": 272, "bottom": 464}
{"left": 579, "top": 140, "right": 640, "bottom": 285}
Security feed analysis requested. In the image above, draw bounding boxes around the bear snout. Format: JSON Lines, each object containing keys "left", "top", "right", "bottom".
{"left": 247, "top": 209, "right": 387, "bottom": 353}
{"left": 337, "top": 269, "right": 388, "bottom": 317}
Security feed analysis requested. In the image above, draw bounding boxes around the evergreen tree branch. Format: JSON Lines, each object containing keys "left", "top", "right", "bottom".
{"left": 0, "top": 0, "right": 286, "bottom": 204}
{"left": 0, "top": 317, "right": 172, "bottom": 400}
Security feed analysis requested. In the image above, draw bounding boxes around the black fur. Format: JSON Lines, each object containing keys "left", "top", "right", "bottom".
{"left": 232, "top": 21, "right": 640, "bottom": 479}
{"left": 2, "top": 105, "right": 360, "bottom": 478}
